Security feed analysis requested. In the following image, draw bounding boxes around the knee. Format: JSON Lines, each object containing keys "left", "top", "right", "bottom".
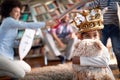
{"left": 19, "top": 60, "right": 31, "bottom": 73}
{"left": 15, "top": 72, "right": 25, "bottom": 78}
{"left": 13, "top": 69, "right": 26, "bottom": 78}
{"left": 25, "top": 65, "right": 31, "bottom": 73}
{"left": 2, "top": 70, "right": 26, "bottom": 78}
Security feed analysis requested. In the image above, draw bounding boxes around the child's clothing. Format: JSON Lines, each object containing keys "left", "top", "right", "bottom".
{"left": 72, "top": 39, "right": 115, "bottom": 80}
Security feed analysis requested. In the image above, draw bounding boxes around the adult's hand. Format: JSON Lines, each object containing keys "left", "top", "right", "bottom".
{"left": 45, "top": 20, "right": 58, "bottom": 28}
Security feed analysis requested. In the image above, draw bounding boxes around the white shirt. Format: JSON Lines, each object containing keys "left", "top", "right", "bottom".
{"left": 72, "top": 45, "right": 110, "bottom": 72}
{"left": 80, "top": 45, "right": 110, "bottom": 67}
{"left": 0, "top": 17, "right": 45, "bottom": 60}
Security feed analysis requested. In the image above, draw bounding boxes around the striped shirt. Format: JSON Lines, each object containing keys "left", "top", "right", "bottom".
{"left": 86, "top": 0, "right": 120, "bottom": 25}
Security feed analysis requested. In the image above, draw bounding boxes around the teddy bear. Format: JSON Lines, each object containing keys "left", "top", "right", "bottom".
{"left": 72, "top": 39, "right": 113, "bottom": 80}
{"left": 72, "top": 39, "right": 103, "bottom": 57}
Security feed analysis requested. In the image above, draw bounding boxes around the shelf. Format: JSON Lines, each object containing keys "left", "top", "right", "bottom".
{"left": 30, "top": 0, "right": 61, "bottom": 22}
{"left": 16, "top": 29, "right": 25, "bottom": 39}
{"left": 20, "top": 4, "right": 33, "bottom": 22}
{"left": 44, "top": 1, "right": 57, "bottom": 12}
{"left": 49, "top": 9, "right": 60, "bottom": 18}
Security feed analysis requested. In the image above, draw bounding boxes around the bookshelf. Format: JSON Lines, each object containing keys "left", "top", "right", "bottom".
{"left": 45, "top": 1, "right": 57, "bottom": 12}
{"left": 15, "top": 0, "right": 79, "bottom": 60}
{"left": 30, "top": 0, "right": 60, "bottom": 22}
{"left": 20, "top": 4, "right": 33, "bottom": 22}
{"left": 17, "top": 4, "right": 33, "bottom": 39}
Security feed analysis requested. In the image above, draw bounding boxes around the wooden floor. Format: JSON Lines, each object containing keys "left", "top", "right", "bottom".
{"left": 24, "top": 56, "right": 72, "bottom": 68}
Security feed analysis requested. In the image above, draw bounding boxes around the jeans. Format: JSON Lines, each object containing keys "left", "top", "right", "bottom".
{"left": 101, "top": 24, "right": 120, "bottom": 70}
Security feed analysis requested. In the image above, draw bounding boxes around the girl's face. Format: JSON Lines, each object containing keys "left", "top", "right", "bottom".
{"left": 81, "top": 30, "right": 100, "bottom": 40}
{"left": 9, "top": 7, "right": 21, "bottom": 20}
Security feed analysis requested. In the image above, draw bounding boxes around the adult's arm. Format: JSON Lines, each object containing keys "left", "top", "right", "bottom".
{"left": 6, "top": 17, "right": 55, "bottom": 30}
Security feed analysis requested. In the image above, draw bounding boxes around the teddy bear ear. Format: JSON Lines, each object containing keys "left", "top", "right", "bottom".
{"left": 93, "top": 40, "right": 102, "bottom": 50}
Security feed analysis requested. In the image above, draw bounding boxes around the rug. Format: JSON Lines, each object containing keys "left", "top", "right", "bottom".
{"left": 19, "top": 62, "right": 74, "bottom": 80}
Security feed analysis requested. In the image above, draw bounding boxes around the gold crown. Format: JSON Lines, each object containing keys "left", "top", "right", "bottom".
{"left": 71, "top": 8, "right": 104, "bottom": 33}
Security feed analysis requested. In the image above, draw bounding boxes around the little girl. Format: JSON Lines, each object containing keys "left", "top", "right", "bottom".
{"left": 71, "top": 9, "right": 115, "bottom": 80}
{"left": 72, "top": 30, "right": 115, "bottom": 80}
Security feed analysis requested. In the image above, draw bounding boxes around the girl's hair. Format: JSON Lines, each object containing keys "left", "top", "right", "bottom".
{"left": 81, "top": 30, "right": 102, "bottom": 38}
{"left": 0, "top": 0, "right": 22, "bottom": 19}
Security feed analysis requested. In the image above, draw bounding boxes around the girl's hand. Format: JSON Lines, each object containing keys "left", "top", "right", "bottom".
{"left": 72, "top": 56, "right": 80, "bottom": 64}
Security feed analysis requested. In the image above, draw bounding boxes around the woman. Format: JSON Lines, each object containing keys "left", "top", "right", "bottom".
{"left": 0, "top": 0, "right": 56, "bottom": 79}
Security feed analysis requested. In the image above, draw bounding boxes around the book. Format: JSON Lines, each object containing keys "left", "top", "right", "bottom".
{"left": 39, "top": 6, "right": 46, "bottom": 13}
{"left": 35, "top": 6, "right": 41, "bottom": 15}
{"left": 45, "top": 1, "right": 57, "bottom": 12}
{"left": 49, "top": 10, "right": 60, "bottom": 18}
{"left": 36, "top": 15, "right": 44, "bottom": 21}
{"left": 43, "top": 13, "right": 51, "bottom": 21}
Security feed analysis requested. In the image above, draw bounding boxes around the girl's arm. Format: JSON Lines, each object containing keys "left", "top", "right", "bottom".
{"left": 72, "top": 46, "right": 110, "bottom": 67}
